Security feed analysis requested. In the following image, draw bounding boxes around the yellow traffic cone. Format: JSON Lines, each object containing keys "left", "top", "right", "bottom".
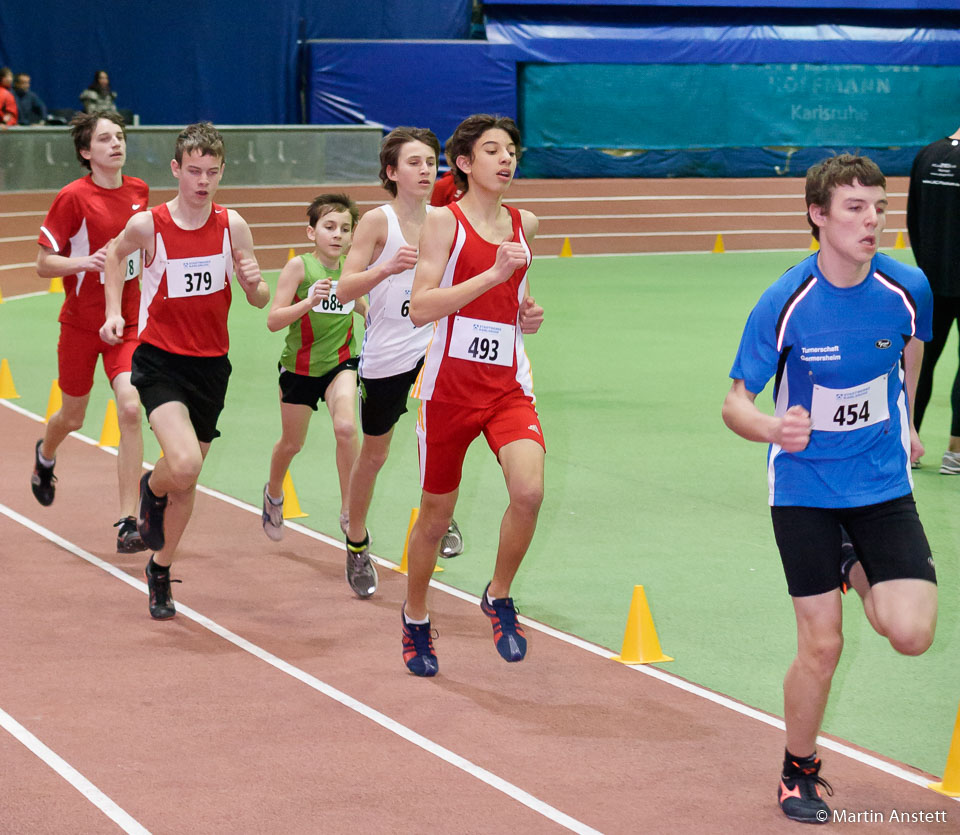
{"left": 611, "top": 585, "right": 673, "bottom": 664}
{"left": 559, "top": 237, "right": 573, "bottom": 257}
{"left": 930, "top": 701, "right": 960, "bottom": 796}
{"left": 0, "top": 358, "right": 20, "bottom": 398}
{"left": 712, "top": 234, "right": 725, "bottom": 254}
{"left": 287, "top": 247, "right": 296, "bottom": 261}
{"left": 98, "top": 399, "right": 121, "bottom": 446}
{"left": 395, "top": 507, "right": 443, "bottom": 574}
{"left": 894, "top": 230, "right": 906, "bottom": 250}
{"left": 44, "top": 380, "right": 62, "bottom": 422}
{"left": 48, "top": 276, "right": 64, "bottom": 293}
{"left": 0, "top": 285, "right": 4, "bottom": 303}
{"left": 809, "top": 236, "right": 819, "bottom": 251}
{"left": 281, "top": 470, "right": 307, "bottom": 519}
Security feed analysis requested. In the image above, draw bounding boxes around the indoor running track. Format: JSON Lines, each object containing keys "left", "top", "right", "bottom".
{"left": 0, "top": 402, "right": 955, "bottom": 833}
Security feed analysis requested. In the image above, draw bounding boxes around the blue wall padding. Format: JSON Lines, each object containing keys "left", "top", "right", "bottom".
{"left": 521, "top": 63, "right": 960, "bottom": 150}
{"left": 486, "top": 11, "right": 960, "bottom": 65}
{"left": 308, "top": 0, "right": 471, "bottom": 38}
{"left": 0, "top": 0, "right": 472, "bottom": 126}
{"left": 308, "top": 42, "right": 517, "bottom": 148}
{"left": 485, "top": 0, "right": 958, "bottom": 9}
{"left": 520, "top": 146, "right": 922, "bottom": 179}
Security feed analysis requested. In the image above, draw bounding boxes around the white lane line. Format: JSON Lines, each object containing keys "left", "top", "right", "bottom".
{"left": 0, "top": 503, "right": 600, "bottom": 835}
{"left": 1, "top": 401, "right": 951, "bottom": 799}
{"left": 0, "top": 706, "right": 150, "bottom": 834}
{"left": 537, "top": 229, "right": 907, "bottom": 239}
{"left": 0, "top": 290, "right": 49, "bottom": 300}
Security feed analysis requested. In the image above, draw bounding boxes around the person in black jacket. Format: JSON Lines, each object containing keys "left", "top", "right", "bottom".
{"left": 907, "top": 128, "right": 960, "bottom": 474}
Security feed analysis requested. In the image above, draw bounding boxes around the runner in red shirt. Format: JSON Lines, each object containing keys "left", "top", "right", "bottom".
{"left": 429, "top": 169, "right": 463, "bottom": 207}
{"left": 100, "top": 122, "right": 269, "bottom": 620}
{"left": 32, "top": 111, "right": 149, "bottom": 553}
{"left": 400, "top": 114, "right": 545, "bottom": 676}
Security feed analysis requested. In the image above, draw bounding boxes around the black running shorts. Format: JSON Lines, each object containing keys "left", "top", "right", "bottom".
{"left": 771, "top": 494, "right": 936, "bottom": 597}
{"left": 358, "top": 358, "right": 423, "bottom": 437}
{"left": 131, "top": 342, "right": 231, "bottom": 444}
{"left": 278, "top": 358, "right": 358, "bottom": 411}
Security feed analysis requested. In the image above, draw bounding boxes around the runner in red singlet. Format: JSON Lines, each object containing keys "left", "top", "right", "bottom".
{"left": 32, "top": 111, "right": 148, "bottom": 553}
{"left": 100, "top": 122, "right": 269, "bottom": 620}
{"left": 400, "top": 114, "right": 545, "bottom": 677}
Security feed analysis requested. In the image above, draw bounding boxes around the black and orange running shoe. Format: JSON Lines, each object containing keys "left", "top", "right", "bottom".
{"left": 840, "top": 526, "right": 858, "bottom": 595}
{"left": 480, "top": 582, "right": 527, "bottom": 662}
{"left": 778, "top": 755, "right": 833, "bottom": 824}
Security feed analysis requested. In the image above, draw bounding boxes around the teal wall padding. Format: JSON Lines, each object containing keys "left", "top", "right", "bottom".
{"left": 521, "top": 63, "right": 960, "bottom": 150}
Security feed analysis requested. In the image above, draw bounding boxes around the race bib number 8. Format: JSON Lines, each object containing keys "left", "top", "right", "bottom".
{"left": 810, "top": 373, "right": 889, "bottom": 432}
{"left": 448, "top": 316, "right": 515, "bottom": 367}
{"left": 166, "top": 254, "right": 226, "bottom": 299}
{"left": 99, "top": 250, "right": 141, "bottom": 284}
{"left": 312, "top": 280, "right": 354, "bottom": 315}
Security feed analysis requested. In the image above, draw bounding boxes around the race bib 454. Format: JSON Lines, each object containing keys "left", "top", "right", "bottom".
{"left": 810, "top": 373, "right": 889, "bottom": 432}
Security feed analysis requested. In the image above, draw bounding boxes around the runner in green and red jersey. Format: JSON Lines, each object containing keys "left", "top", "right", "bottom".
{"left": 261, "top": 193, "right": 367, "bottom": 543}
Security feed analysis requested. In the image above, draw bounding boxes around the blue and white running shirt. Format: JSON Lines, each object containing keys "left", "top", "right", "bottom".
{"left": 730, "top": 252, "right": 932, "bottom": 508}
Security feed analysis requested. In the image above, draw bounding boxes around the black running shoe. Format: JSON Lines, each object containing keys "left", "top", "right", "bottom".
{"left": 778, "top": 756, "right": 833, "bottom": 824}
{"left": 115, "top": 516, "right": 147, "bottom": 553}
{"left": 31, "top": 439, "right": 57, "bottom": 506}
{"left": 144, "top": 559, "right": 180, "bottom": 620}
{"left": 138, "top": 472, "right": 167, "bottom": 552}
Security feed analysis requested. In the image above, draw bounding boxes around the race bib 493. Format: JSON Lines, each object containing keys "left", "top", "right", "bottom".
{"left": 448, "top": 316, "right": 515, "bottom": 367}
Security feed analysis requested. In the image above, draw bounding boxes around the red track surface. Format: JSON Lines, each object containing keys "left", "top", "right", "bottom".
{"left": 0, "top": 177, "right": 910, "bottom": 298}
{"left": 0, "top": 402, "right": 955, "bottom": 833}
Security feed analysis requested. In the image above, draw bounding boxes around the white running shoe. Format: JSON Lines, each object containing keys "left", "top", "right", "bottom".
{"left": 940, "top": 451, "right": 960, "bottom": 475}
{"left": 439, "top": 518, "right": 464, "bottom": 558}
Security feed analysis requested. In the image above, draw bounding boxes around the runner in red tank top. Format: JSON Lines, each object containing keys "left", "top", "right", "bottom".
{"left": 100, "top": 122, "right": 269, "bottom": 621}
{"left": 399, "top": 114, "right": 546, "bottom": 677}
{"left": 31, "top": 111, "right": 149, "bottom": 554}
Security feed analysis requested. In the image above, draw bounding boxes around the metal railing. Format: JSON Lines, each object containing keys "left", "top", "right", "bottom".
{"left": 0, "top": 125, "right": 382, "bottom": 192}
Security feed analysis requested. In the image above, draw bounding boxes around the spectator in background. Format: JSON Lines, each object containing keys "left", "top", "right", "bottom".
{"left": 80, "top": 70, "right": 118, "bottom": 114}
{"left": 907, "top": 127, "right": 960, "bottom": 474}
{"left": 1, "top": 67, "right": 19, "bottom": 128}
{"left": 13, "top": 73, "right": 47, "bottom": 125}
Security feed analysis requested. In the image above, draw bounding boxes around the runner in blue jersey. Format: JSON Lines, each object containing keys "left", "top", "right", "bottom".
{"left": 722, "top": 154, "right": 938, "bottom": 825}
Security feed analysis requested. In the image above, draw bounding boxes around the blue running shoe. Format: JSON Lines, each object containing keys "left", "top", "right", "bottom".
{"left": 480, "top": 582, "right": 527, "bottom": 662}
{"left": 401, "top": 606, "right": 438, "bottom": 677}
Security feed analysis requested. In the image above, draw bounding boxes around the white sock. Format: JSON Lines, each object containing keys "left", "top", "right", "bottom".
{"left": 266, "top": 490, "right": 283, "bottom": 505}
{"left": 38, "top": 450, "right": 55, "bottom": 468}
{"left": 403, "top": 608, "right": 429, "bottom": 626}
{"left": 486, "top": 590, "right": 497, "bottom": 606}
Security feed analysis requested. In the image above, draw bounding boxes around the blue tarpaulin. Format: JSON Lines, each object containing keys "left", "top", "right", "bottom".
{"left": 308, "top": 41, "right": 516, "bottom": 148}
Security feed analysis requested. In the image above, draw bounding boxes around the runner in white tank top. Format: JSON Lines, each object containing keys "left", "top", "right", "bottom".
{"left": 335, "top": 127, "right": 464, "bottom": 600}
{"left": 357, "top": 202, "right": 433, "bottom": 379}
